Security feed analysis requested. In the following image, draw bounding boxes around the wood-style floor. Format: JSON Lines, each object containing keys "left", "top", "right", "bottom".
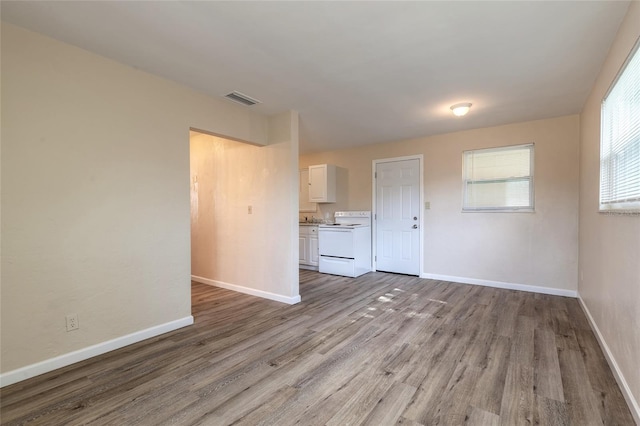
{"left": 1, "top": 270, "right": 634, "bottom": 425}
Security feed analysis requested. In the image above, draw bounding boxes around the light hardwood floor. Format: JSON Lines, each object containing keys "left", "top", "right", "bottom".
{"left": 1, "top": 270, "right": 635, "bottom": 425}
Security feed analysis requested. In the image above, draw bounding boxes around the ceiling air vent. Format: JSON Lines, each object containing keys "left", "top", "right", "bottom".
{"left": 224, "top": 91, "right": 261, "bottom": 106}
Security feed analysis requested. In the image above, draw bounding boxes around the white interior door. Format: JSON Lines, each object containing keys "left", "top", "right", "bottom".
{"left": 375, "top": 158, "right": 421, "bottom": 275}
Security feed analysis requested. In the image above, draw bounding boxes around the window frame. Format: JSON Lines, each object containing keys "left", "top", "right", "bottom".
{"left": 599, "top": 37, "right": 640, "bottom": 214}
{"left": 462, "top": 143, "right": 535, "bottom": 213}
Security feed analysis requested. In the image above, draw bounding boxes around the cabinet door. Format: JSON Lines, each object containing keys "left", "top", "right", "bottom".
{"left": 299, "top": 234, "right": 308, "bottom": 265}
{"left": 309, "top": 235, "right": 319, "bottom": 266}
{"left": 299, "top": 169, "right": 317, "bottom": 212}
{"left": 308, "top": 165, "right": 327, "bottom": 202}
{"left": 309, "top": 164, "right": 336, "bottom": 203}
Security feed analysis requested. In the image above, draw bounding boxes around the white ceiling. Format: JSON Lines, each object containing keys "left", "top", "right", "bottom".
{"left": 1, "top": 1, "right": 630, "bottom": 153}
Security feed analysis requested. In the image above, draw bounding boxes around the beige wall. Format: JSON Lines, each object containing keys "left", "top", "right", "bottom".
{"left": 578, "top": 1, "right": 640, "bottom": 418}
{"left": 190, "top": 111, "right": 300, "bottom": 302}
{"left": 301, "top": 115, "right": 580, "bottom": 293}
{"left": 0, "top": 24, "right": 296, "bottom": 378}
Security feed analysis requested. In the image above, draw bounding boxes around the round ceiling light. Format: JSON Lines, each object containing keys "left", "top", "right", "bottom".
{"left": 450, "top": 102, "right": 472, "bottom": 117}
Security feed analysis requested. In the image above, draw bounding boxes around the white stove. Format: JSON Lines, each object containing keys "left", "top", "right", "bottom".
{"left": 318, "top": 211, "right": 372, "bottom": 277}
{"left": 318, "top": 223, "right": 366, "bottom": 229}
{"left": 319, "top": 211, "right": 371, "bottom": 229}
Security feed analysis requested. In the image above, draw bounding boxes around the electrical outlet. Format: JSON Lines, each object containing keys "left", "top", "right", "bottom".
{"left": 66, "top": 314, "right": 79, "bottom": 332}
{"left": 248, "top": 205, "right": 252, "bottom": 214}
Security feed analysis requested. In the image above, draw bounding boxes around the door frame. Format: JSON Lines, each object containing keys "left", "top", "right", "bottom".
{"left": 372, "top": 154, "right": 424, "bottom": 277}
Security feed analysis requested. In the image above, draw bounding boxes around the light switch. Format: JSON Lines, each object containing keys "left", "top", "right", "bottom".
{"left": 425, "top": 201, "right": 431, "bottom": 210}
{"left": 248, "top": 205, "right": 252, "bottom": 214}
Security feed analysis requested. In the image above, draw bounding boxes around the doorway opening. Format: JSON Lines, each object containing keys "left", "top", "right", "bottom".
{"left": 188, "top": 128, "right": 301, "bottom": 307}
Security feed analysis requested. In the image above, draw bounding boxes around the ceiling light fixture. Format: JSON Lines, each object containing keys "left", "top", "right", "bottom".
{"left": 450, "top": 102, "right": 472, "bottom": 117}
{"left": 224, "top": 91, "right": 261, "bottom": 106}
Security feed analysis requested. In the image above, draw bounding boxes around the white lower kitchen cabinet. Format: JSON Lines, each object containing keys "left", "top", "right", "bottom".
{"left": 299, "top": 235, "right": 309, "bottom": 265}
{"left": 299, "top": 225, "right": 319, "bottom": 270}
{"left": 309, "top": 235, "right": 319, "bottom": 266}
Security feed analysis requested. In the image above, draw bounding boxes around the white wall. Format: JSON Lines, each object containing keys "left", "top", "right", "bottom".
{"left": 0, "top": 23, "right": 296, "bottom": 383}
{"left": 301, "top": 115, "right": 580, "bottom": 295}
{"left": 578, "top": 2, "right": 640, "bottom": 420}
{"left": 190, "top": 112, "right": 300, "bottom": 304}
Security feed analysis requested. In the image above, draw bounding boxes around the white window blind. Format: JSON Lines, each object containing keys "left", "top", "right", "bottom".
{"left": 463, "top": 144, "right": 534, "bottom": 211}
{"left": 600, "top": 38, "right": 640, "bottom": 212}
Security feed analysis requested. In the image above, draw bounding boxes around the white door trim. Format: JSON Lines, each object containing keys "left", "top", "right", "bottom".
{"left": 372, "top": 155, "right": 424, "bottom": 276}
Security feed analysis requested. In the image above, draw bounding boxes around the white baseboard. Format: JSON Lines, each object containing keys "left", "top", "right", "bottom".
{"left": 421, "top": 273, "right": 578, "bottom": 298}
{"left": 0, "top": 316, "right": 193, "bottom": 388}
{"left": 299, "top": 265, "right": 318, "bottom": 271}
{"left": 191, "top": 275, "right": 301, "bottom": 305}
{"left": 577, "top": 295, "right": 640, "bottom": 424}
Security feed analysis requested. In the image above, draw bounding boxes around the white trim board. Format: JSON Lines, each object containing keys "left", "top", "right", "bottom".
{"left": 0, "top": 316, "right": 193, "bottom": 388}
{"left": 578, "top": 295, "right": 640, "bottom": 425}
{"left": 192, "top": 275, "right": 301, "bottom": 305}
{"left": 421, "top": 273, "right": 578, "bottom": 298}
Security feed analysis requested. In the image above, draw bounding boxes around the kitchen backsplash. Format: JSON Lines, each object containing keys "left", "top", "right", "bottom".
{"left": 299, "top": 208, "right": 335, "bottom": 223}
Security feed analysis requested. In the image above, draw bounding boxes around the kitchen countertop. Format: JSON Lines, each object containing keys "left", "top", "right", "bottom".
{"left": 299, "top": 222, "right": 320, "bottom": 226}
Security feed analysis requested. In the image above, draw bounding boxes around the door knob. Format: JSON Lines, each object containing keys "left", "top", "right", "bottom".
{"left": 412, "top": 224, "right": 418, "bottom": 229}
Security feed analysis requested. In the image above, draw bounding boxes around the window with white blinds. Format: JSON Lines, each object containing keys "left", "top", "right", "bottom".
{"left": 600, "top": 38, "right": 640, "bottom": 212}
{"left": 463, "top": 144, "right": 534, "bottom": 211}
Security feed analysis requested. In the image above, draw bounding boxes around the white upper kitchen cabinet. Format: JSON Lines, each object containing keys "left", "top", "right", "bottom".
{"left": 308, "top": 164, "right": 336, "bottom": 203}
{"left": 299, "top": 169, "right": 317, "bottom": 212}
